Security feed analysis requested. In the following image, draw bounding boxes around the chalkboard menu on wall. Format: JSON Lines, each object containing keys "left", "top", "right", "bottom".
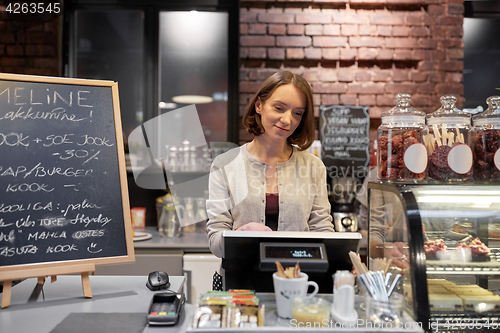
{"left": 0, "top": 74, "right": 134, "bottom": 274}
{"left": 319, "top": 105, "right": 370, "bottom": 178}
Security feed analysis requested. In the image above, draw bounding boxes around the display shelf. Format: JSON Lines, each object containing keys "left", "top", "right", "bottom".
{"left": 367, "top": 182, "right": 500, "bottom": 332}
{"left": 427, "top": 258, "right": 500, "bottom": 275}
{"left": 426, "top": 248, "right": 500, "bottom": 275}
{"left": 425, "top": 231, "right": 500, "bottom": 275}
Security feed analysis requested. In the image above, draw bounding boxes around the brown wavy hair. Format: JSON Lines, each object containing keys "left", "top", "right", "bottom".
{"left": 242, "top": 70, "right": 315, "bottom": 151}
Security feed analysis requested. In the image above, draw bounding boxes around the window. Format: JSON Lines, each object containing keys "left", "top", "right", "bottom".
{"left": 72, "top": 10, "right": 144, "bottom": 142}
{"left": 65, "top": 0, "right": 239, "bottom": 145}
{"left": 463, "top": 1, "right": 500, "bottom": 110}
{"left": 159, "top": 11, "right": 228, "bottom": 142}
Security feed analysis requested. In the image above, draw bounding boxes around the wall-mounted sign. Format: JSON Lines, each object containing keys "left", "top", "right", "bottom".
{"left": 319, "top": 105, "right": 370, "bottom": 178}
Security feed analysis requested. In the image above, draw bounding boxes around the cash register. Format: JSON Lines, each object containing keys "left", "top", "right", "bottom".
{"left": 221, "top": 231, "right": 361, "bottom": 293}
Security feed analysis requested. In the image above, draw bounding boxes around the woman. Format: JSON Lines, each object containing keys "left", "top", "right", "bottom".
{"left": 206, "top": 70, "right": 334, "bottom": 290}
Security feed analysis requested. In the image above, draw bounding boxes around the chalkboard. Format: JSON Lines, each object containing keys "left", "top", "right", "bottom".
{"left": 319, "top": 105, "right": 370, "bottom": 178}
{"left": 0, "top": 73, "right": 134, "bottom": 277}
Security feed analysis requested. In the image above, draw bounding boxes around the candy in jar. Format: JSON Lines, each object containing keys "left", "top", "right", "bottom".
{"left": 425, "top": 95, "right": 473, "bottom": 181}
{"left": 472, "top": 96, "right": 500, "bottom": 181}
{"left": 377, "top": 93, "right": 428, "bottom": 182}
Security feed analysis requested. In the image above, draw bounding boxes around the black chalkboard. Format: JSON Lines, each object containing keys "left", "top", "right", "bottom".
{"left": 319, "top": 105, "right": 370, "bottom": 178}
{"left": 0, "top": 73, "right": 134, "bottom": 274}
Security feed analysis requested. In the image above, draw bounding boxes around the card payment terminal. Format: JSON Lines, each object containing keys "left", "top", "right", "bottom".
{"left": 147, "top": 292, "right": 186, "bottom": 326}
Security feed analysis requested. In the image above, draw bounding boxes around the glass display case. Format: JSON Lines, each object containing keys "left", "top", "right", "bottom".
{"left": 368, "top": 182, "right": 500, "bottom": 332}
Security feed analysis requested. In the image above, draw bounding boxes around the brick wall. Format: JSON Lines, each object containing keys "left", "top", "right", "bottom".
{"left": 0, "top": 6, "right": 61, "bottom": 76}
{"left": 0, "top": 1, "right": 466, "bottom": 146}
{"left": 239, "top": 0, "right": 465, "bottom": 144}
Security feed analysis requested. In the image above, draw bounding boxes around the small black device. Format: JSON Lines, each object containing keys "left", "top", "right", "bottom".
{"left": 146, "top": 271, "right": 170, "bottom": 291}
{"left": 259, "top": 242, "right": 329, "bottom": 272}
{"left": 147, "top": 292, "right": 186, "bottom": 326}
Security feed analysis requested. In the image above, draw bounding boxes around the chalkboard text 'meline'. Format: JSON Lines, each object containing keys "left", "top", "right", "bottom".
{"left": 0, "top": 87, "right": 93, "bottom": 108}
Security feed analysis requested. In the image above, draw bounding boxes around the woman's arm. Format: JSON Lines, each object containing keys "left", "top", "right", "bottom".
{"left": 206, "top": 158, "right": 235, "bottom": 258}
{"left": 308, "top": 162, "right": 334, "bottom": 232}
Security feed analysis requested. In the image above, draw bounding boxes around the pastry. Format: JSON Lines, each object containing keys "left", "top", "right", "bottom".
{"left": 451, "top": 223, "right": 469, "bottom": 235}
{"left": 429, "top": 294, "right": 464, "bottom": 312}
{"left": 456, "top": 237, "right": 491, "bottom": 262}
{"left": 427, "top": 279, "right": 456, "bottom": 287}
{"left": 424, "top": 239, "right": 448, "bottom": 260}
{"left": 489, "top": 224, "right": 500, "bottom": 239}
{"left": 428, "top": 286, "right": 453, "bottom": 294}
{"left": 445, "top": 286, "right": 493, "bottom": 296}
{"left": 459, "top": 295, "right": 500, "bottom": 312}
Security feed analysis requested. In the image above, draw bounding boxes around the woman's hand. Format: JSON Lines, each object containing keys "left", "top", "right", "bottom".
{"left": 236, "top": 222, "right": 272, "bottom": 231}
{"left": 219, "top": 222, "right": 272, "bottom": 248}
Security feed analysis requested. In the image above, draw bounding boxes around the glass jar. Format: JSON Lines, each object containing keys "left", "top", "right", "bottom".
{"left": 377, "top": 93, "right": 428, "bottom": 182}
{"left": 472, "top": 96, "right": 500, "bottom": 182}
{"left": 425, "top": 95, "right": 473, "bottom": 181}
{"left": 365, "top": 292, "right": 405, "bottom": 325}
{"left": 158, "top": 194, "right": 182, "bottom": 238}
{"left": 291, "top": 296, "right": 331, "bottom": 327}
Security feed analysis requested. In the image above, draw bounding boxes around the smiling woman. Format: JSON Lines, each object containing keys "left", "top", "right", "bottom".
{"left": 243, "top": 71, "right": 315, "bottom": 151}
{"left": 206, "top": 70, "right": 334, "bottom": 290}
{"left": 255, "top": 84, "right": 305, "bottom": 143}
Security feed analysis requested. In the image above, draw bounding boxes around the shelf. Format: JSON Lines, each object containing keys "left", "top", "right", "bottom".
{"left": 427, "top": 248, "right": 500, "bottom": 275}
{"left": 425, "top": 231, "right": 500, "bottom": 274}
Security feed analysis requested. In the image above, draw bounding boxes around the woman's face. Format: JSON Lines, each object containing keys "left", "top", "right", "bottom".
{"left": 255, "top": 83, "right": 306, "bottom": 143}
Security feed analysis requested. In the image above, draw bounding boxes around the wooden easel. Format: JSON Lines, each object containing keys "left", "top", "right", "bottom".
{"left": 1, "top": 262, "right": 96, "bottom": 308}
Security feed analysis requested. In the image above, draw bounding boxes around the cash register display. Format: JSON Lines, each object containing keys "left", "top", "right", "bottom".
{"left": 265, "top": 246, "right": 322, "bottom": 259}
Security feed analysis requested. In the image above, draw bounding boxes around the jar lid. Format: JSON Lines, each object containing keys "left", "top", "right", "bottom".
{"left": 473, "top": 96, "right": 500, "bottom": 126}
{"left": 426, "top": 95, "right": 471, "bottom": 126}
{"left": 381, "top": 93, "right": 426, "bottom": 124}
{"left": 382, "top": 115, "right": 426, "bottom": 124}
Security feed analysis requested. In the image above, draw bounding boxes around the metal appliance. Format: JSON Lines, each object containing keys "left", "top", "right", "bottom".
{"left": 330, "top": 177, "right": 360, "bottom": 232}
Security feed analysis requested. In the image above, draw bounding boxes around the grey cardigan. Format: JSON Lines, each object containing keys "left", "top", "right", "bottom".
{"left": 206, "top": 143, "right": 334, "bottom": 258}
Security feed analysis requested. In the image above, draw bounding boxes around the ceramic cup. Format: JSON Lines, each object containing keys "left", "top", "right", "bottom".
{"left": 273, "top": 272, "right": 319, "bottom": 318}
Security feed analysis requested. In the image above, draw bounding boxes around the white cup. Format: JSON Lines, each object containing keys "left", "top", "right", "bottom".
{"left": 273, "top": 272, "right": 319, "bottom": 318}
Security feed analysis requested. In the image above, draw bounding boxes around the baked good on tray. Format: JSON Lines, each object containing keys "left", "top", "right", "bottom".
{"left": 456, "top": 237, "right": 491, "bottom": 262}
{"left": 459, "top": 295, "right": 500, "bottom": 312}
{"left": 451, "top": 223, "right": 470, "bottom": 235}
{"left": 424, "top": 239, "right": 448, "bottom": 260}
{"left": 426, "top": 280, "right": 500, "bottom": 313}
{"left": 429, "top": 294, "right": 464, "bottom": 312}
{"left": 445, "top": 286, "right": 494, "bottom": 296}
{"left": 427, "top": 279, "right": 456, "bottom": 287}
{"left": 489, "top": 224, "right": 500, "bottom": 239}
{"left": 428, "top": 286, "right": 452, "bottom": 294}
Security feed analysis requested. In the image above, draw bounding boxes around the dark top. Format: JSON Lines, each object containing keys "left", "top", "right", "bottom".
{"left": 265, "top": 193, "right": 279, "bottom": 231}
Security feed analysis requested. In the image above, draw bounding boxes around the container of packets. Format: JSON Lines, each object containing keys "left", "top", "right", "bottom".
{"left": 472, "top": 96, "right": 500, "bottom": 181}
{"left": 377, "top": 93, "right": 428, "bottom": 182}
{"left": 425, "top": 95, "right": 473, "bottom": 181}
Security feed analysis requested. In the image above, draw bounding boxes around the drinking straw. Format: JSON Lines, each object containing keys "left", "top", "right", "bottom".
{"left": 384, "top": 272, "right": 392, "bottom": 288}
{"left": 357, "top": 274, "right": 375, "bottom": 299}
{"left": 387, "top": 274, "right": 402, "bottom": 297}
